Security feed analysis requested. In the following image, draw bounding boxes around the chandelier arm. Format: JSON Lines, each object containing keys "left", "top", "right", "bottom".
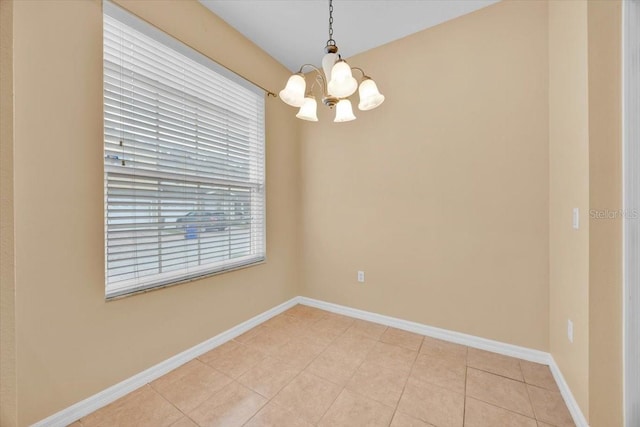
{"left": 297, "top": 64, "right": 328, "bottom": 96}
{"left": 309, "top": 73, "right": 323, "bottom": 95}
{"left": 297, "top": 63, "right": 321, "bottom": 74}
{"left": 350, "top": 67, "right": 369, "bottom": 81}
{"left": 314, "top": 71, "right": 328, "bottom": 97}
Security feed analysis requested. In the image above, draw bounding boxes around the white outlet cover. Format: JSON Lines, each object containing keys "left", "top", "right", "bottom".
{"left": 572, "top": 208, "right": 580, "bottom": 229}
{"left": 357, "top": 271, "right": 365, "bottom": 283}
{"left": 568, "top": 319, "right": 574, "bottom": 343}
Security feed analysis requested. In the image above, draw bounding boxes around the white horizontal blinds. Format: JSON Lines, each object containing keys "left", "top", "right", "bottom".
{"left": 103, "top": 5, "right": 265, "bottom": 298}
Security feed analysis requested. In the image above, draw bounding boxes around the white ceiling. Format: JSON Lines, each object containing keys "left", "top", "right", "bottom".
{"left": 200, "top": 0, "right": 500, "bottom": 72}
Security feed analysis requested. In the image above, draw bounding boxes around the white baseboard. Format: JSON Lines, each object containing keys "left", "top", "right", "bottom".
{"left": 298, "top": 297, "right": 549, "bottom": 364}
{"left": 31, "top": 297, "right": 300, "bottom": 427}
{"left": 33, "top": 295, "right": 588, "bottom": 427}
{"left": 298, "top": 297, "right": 589, "bottom": 427}
{"left": 548, "top": 355, "right": 590, "bottom": 427}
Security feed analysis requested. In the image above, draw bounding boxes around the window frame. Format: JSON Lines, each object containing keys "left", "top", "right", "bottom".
{"left": 103, "top": 2, "right": 266, "bottom": 299}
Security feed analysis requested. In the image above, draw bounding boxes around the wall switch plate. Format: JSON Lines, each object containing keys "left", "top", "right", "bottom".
{"left": 357, "top": 271, "right": 365, "bottom": 283}
{"left": 572, "top": 208, "right": 580, "bottom": 229}
{"left": 568, "top": 319, "right": 574, "bottom": 343}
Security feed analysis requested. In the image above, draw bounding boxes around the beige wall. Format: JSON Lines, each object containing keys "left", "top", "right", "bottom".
{"left": 300, "top": 0, "right": 550, "bottom": 351}
{"left": 1, "top": 0, "right": 626, "bottom": 425}
{"left": 1, "top": 0, "right": 17, "bottom": 425}
{"left": 587, "top": 1, "right": 623, "bottom": 425}
{"left": 8, "top": 0, "right": 300, "bottom": 424}
{"left": 548, "top": 1, "right": 624, "bottom": 424}
{"left": 548, "top": 0, "right": 590, "bottom": 417}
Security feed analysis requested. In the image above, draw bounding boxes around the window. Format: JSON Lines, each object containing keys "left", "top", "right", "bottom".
{"left": 103, "top": 3, "right": 265, "bottom": 298}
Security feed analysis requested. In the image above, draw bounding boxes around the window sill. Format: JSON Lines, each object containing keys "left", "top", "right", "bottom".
{"left": 105, "top": 258, "right": 266, "bottom": 301}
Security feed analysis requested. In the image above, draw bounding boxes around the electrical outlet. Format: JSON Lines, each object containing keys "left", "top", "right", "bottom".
{"left": 357, "top": 271, "right": 365, "bottom": 283}
{"left": 568, "top": 319, "right": 574, "bottom": 343}
{"left": 572, "top": 208, "right": 580, "bottom": 229}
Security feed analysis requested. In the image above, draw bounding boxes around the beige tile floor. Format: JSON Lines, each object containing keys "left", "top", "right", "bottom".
{"left": 70, "top": 305, "right": 575, "bottom": 427}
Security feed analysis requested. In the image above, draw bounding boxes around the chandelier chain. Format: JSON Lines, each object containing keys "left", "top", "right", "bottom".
{"left": 327, "top": 0, "right": 336, "bottom": 46}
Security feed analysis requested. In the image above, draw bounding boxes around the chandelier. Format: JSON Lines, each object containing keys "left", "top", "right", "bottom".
{"left": 278, "top": 0, "right": 385, "bottom": 122}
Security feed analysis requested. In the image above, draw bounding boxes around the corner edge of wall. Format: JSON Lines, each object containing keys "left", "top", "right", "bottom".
{"left": 299, "top": 296, "right": 589, "bottom": 427}
{"left": 30, "top": 296, "right": 301, "bottom": 427}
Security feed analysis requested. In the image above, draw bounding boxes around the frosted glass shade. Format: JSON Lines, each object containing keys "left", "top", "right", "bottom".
{"left": 334, "top": 99, "right": 356, "bottom": 122}
{"left": 296, "top": 96, "right": 318, "bottom": 121}
{"left": 279, "top": 74, "right": 306, "bottom": 107}
{"left": 327, "top": 61, "right": 358, "bottom": 98}
{"left": 358, "top": 78, "right": 385, "bottom": 111}
{"left": 322, "top": 52, "right": 338, "bottom": 84}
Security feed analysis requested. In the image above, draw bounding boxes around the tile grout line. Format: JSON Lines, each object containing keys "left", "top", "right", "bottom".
{"left": 312, "top": 315, "right": 374, "bottom": 425}
{"left": 315, "top": 323, "right": 404, "bottom": 424}
{"left": 142, "top": 349, "right": 251, "bottom": 426}
{"left": 466, "top": 365, "right": 531, "bottom": 383}
{"left": 283, "top": 310, "right": 349, "bottom": 423}
{"left": 192, "top": 314, "right": 290, "bottom": 427}
{"left": 175, "top": 409, "right": 201, "bottom": 427}
{"left": 464, "top": 391, "right": 538, "bottom": 421}
{"left": 466, "top": 359, "right": 540, "bottom": 425}
{"left": 146, "top": 384, "right": 191, "bottom": 426}
{"left": 516, "top": 359, "right": 538, "bottom": 423}
{"left": 526, "top": 382, "right": 573, "bottom": 426}
{"left": 238, "top": 379, "right": 269, "bottom": 427}
{"left": 462, "top": 362, "right": 469, "bottom": 426}
{"left": 387, "top": 335, "right": 424, "bottom": 426}
{"left": 243, "top": 309, "right": 353, "bottom": 426}
{"left": 241, "top": 309, "right": 332, "bottom": 427}
{"left": 310, "top": 316, "right": 423, "bottom": 424}
{"left": 467, "top": 359, "right": 564, "bottom": 422}
{"left": 465, "top": 398, "right": 542, "bottom": 426}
